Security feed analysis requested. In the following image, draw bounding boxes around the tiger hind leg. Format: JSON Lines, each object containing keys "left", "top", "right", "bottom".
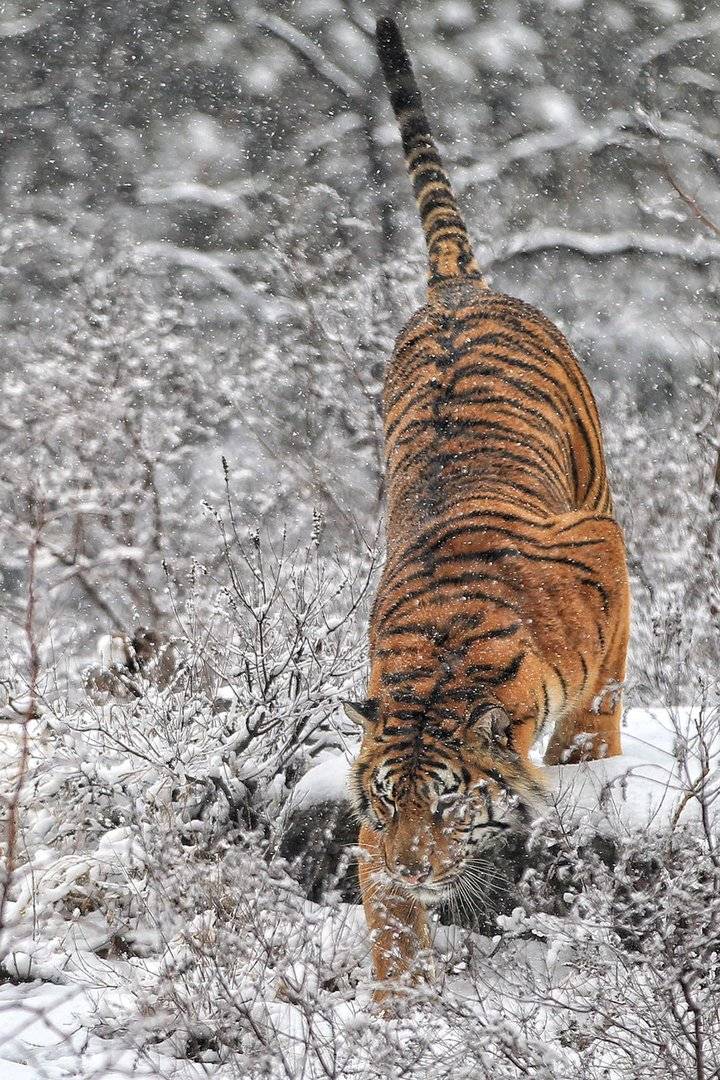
{"left": 542, "top": 512, "right": 630, "bottom": 766}
{"left": 544, "top": 610, "right": 629, "bottom": 766}
{"left": 543, "top": 696, "right": 622, "bottom": 765}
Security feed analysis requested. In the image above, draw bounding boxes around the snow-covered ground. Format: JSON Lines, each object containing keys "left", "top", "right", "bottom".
{"left": 0, "top": 705, "right": 717, "bottom": 1079}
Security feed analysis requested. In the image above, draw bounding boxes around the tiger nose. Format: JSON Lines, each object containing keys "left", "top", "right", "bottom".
{"left": 397, "top": 862, "right": 431, "bottom": 884}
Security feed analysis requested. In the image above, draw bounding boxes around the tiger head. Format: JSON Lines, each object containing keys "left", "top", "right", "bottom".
{"left": 345, "top": 698, "right": 544, "bottom": 905}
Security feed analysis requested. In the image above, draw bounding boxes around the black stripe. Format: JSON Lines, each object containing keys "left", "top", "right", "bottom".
{"left": 376, "top": 577, "right": 522, "bottom": 625}
{"left": 439, "top": 687, "right": 487, "bottom": 703}
{"left": 385, "top": 384, "right": 440, "bottom": 441}
{"left": 421, "top": 473, "right": 549, "bottom": 511}
{"left": 387, "top": 351, "right": 446, "bottom": 395}
{"left": 449, "top": 356, "right": 571, "bottom": 422}
{"left": 412, "top": 164, "right": 449, "bottom": 195}
{"left": 580, "top": 577, "right": 610, "bottom": 614}
{"left": 434, "top": 407, "right": 569, "bottom": 472}
{"left": 377, "top": 723, "right": 418, "bottom": 736}
{"left": 475, "top": 767, "right": 514, "bottom": 792}
{"left": 353, "top": 761, "right": 371, "bottom": 782}
{"left": 418, "top": 187, "right": 458, "bottom": 218}
{"left": 381, "top": 667, "right": 436, "bottom": 685}
{"left": 440, "top": 318, "right": 603, "bottom": 491}
{"left": 384, "top": 507, "right": 547, "bottom": 574}
{"left": 386, "top": 709, "right": 423, "bottom": 722}
{"left": 387, "top": 547, "right": 595, "bottom": 598}
{"left": 551, "top": 664, "right": 568, "bottom": 706}
{"left": 408, "top": 147, "right": 444, "bottom": 172}
{"left": 467, "top": 621, "right": 522, "bottom": 643}
{"left": 387, "top": 445, "right": 560, "bottom": 508}
{"left": 427, "top": 222, "right": 470, "bottom": 248}
{"left": 442, "top": 392, "right": 569, "bottom": 457}
{"left": 377, "top": 623, "right": 441, "bottom": 640}
{"left": 490, "top": 651, "right": 526, "bottom": 685}
{"left": 389, "top": 429, "right": 570, "bottom": 500}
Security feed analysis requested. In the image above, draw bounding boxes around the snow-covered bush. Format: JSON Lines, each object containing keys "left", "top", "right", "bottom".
{"left": 2, "top": 353, "right": 720, "bottom": 1077}
{"left": 3, "top": 520, "right": 372, "bottom": 930}
{"left": 601, "top": 360, "right": 720, "bottom": 698}
{"left": 0, "top": 249, "right": 239, "bottom": 659}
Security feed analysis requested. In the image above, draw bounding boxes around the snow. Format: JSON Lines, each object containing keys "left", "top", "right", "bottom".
{"left": 3, "top": 2, "right": 719, "bottom": 1071}
{"left": 0, "top": 981, "right": 213, "bottom": 1079}
{"left": 469, "top": 20, "right": 543, "bottom": 73}
{"left": 289, "top": 747, "right": 355, "bottom": 808}
{"left": 547, "top": 706, "right": 716, "bottom": 828}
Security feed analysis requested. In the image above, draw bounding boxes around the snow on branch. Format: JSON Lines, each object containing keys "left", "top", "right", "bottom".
{"left": 487, "top": 227, "right": 720, "bottom": 266}
{"left": 455, "top": 119, "right": 629, "bottom": 189}
{"left": 135, "top": 241, "right": 262, "bottom": 304}
{"left": 643, "top": 114, "right": 720, "bottom": 162}
{"left": 631, "top": 12, "right": 720, "bottom": 70}
{"left": 138, "top": 182, "right": 242, "bottom": 211}
{"left": 0, "top": 11, "right": 53, "bottom": 39}
{"left": 249, "top": 8, "right": 364, "bottom": 104}
{"left": 455, "top": 110, "right": 720, "bottom": 192}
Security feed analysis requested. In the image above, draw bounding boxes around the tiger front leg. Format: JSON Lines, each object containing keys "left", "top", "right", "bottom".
{"left": 357, "top": 823, "right": 434, "bottom": 1008}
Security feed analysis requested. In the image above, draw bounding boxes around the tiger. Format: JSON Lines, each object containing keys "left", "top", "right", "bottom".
{"left": 343, "top": 17, "right": 630, "bottom": 1003}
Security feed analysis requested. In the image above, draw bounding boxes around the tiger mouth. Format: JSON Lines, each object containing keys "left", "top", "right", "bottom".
{"left": 391, "top": 870, "right": 466, "bottom": 905}
{"left": 375, "top": 865, "right": 450, "bottom": 905}
{"left": 400, "top": 882, "right": 449, "bottom": 905}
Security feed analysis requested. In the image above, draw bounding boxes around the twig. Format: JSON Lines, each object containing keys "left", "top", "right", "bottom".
{"left": 679, "top": 974, "right": 707, "bottom": 1080}
{"left": 249, "top": 8, "right": 364, "bottom": 104}
{"left": 663, "top": 166, "right": 720, "bottom": 239}
{"left": 0, "top": 520, "right": 41, "bottom": 936}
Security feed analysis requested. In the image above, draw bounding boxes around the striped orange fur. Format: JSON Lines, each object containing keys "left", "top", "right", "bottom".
{"left": 345, "top": 17, "right": 630, "bottom": 1003}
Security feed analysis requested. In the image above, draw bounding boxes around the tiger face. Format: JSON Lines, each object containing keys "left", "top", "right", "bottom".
{"left": 346, "top": 700, "right": 542, "bottom": 905}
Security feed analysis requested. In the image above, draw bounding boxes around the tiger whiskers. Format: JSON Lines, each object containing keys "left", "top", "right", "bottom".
{"left": 460, "top": 860, "right": 512, "bottom": 903}
{"left": 451, "top": 875, "right": 474, "bottom": 926}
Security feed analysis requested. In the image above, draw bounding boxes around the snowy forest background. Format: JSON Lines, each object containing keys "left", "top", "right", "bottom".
{"left": 1, "top": 1, "right": 720, "bottom": 1077}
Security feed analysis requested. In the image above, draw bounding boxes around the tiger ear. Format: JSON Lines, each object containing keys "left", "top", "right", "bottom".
{"left": 343, "top": 699, "right": 379, "bottom": 732}
{"left": 468, "top": 704, "right": 513, "bottom": 749}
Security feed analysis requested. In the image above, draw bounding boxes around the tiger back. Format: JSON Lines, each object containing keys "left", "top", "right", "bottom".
{"left": 344, "top": 17, "right": 630, "bottom": 1004}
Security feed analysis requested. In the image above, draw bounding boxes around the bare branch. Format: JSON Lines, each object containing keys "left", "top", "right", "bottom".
{"left": 0, "top": 521, "right": 40, "bottom": 937}
{"left": 631, "top": 12, "right": 720, "bottom": 71}
{"left": 663, "top": 167, "right": 720, "bottom": 239}
{"left": 487, "top": 227, "right": 720, "bottom": 267}
{"left": 456, "top": 110, "right": 720, "bottom": 192}
{"left": 249, "top": 8, "right": 364, "bottom": 103}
